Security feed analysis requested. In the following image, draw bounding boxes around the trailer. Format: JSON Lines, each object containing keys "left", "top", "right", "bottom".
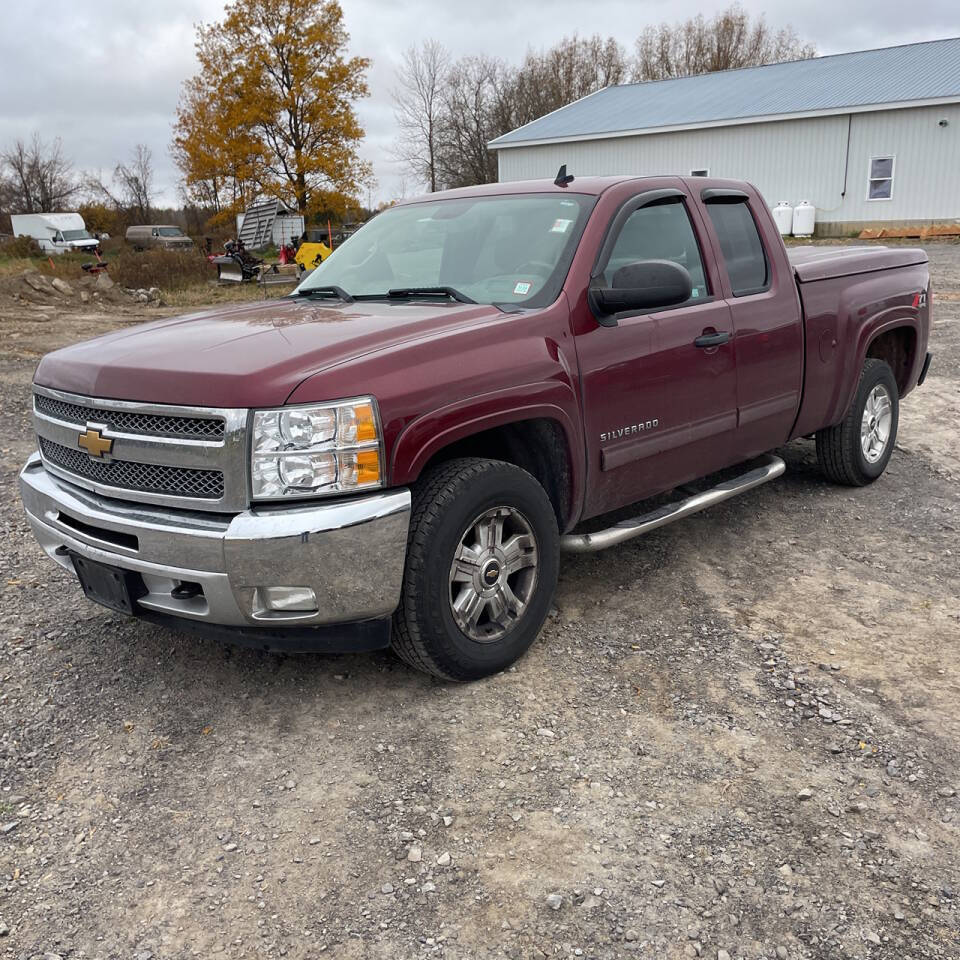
{"left": 235, "top": 199, "right": 304, "bottom": 251}
{"left": 10, "top": 213, "right": 100, "bottom": 255}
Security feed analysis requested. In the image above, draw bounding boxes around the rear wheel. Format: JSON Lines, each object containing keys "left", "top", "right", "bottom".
{"left": 816, "top": 358, "right": 899, "bottom": 486}
{"left": 392, "top": 458, "right": 559, "bottom": 680}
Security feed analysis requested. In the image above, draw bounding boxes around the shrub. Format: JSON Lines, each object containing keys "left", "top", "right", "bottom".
{"left": 2, "top": 234, "right": 45, "bottom": 258}
{"left": 109, "top": 247, "right": 212, "bottom": 292}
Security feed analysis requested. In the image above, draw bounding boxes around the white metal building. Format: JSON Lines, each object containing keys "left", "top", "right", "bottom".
{"left": 489, "top": 39, "right": 960, "bottom": 235}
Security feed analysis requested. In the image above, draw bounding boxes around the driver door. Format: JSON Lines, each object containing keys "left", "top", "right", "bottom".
{"left": 575, "top": 190, "right": 739, "bottom": 518}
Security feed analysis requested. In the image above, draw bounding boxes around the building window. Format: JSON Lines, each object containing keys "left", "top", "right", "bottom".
{"left": 690, "top": 168, "right": 709, "bottom": 177}
{"left": 867, "top": 156, "right": 894, "bottom": 200}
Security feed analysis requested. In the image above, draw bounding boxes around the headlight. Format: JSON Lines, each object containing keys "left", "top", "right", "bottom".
{"left": 250, "top": 398, "right": 382, "bottom": 499}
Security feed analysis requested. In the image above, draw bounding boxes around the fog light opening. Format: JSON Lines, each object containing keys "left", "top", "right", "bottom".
{"left": 255, "top": 586, "right": 319, "bottom": 613}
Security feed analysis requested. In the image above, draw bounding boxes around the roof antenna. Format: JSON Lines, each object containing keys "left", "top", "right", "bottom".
{"left": 554, "top": 164, "right": 575, "bottom": 187}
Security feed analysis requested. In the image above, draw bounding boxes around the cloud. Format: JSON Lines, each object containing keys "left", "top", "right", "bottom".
{"left": 1, "top": 0, "right": 956, "bottom": 209}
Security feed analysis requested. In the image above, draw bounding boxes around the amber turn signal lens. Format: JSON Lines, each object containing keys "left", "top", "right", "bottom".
{"left": 356, "top": 449, "right": 380, "bottom": 485}
{"left": 355, "top": 403, "right": 377, "bottom": 442}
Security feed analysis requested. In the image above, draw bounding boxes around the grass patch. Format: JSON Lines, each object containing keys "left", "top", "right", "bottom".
{"left": 108, "top": 248, "right": 214, "bottom": 292}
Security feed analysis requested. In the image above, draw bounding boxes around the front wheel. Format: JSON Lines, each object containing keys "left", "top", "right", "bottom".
{"left": 816, "top": 358, "right": 899, "bottom": 486}
{"left": 392, "top": 458, "right": 559, "bottom": 680}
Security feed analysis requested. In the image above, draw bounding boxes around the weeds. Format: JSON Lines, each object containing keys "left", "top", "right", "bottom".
{"left": 108, "top": 247, "right": 213, "bottom": 291}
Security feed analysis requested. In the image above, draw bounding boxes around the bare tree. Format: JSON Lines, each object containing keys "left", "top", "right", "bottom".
{"left": 509, "top": 35, "right": 628, "bottom": 128}
{"left": 392, "top": 40, "right": 450, "bottom": 192}
{"left": 632, "top": 4, "right": 815, "bottom": 81}
{"left": 1, "top": 133, "right": 78, "bottom": 213}
{"left": 436, "top": 55, "right": 510, "bottom": 189}
{"left": 114, "top": 144, "right": 155, "bottom": 220}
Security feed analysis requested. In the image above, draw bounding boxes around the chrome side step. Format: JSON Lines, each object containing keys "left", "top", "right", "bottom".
{"left": 560, "top": 454, "right": 785, "bottom": 553}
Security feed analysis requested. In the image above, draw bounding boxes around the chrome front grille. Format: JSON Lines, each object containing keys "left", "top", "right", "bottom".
{"left": 35, "top": 393, "right": 225, "bottom": 440}
{"left": 32, "top": 386, "right": 248, "bottom": 512}
{"left": 40, "top": 438, "right": 225, "bottom": 499}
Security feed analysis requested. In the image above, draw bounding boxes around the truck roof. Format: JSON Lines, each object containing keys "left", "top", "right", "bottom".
{"left": 10, "top": 212, "right": 85, "bottom": 231}
{"left": 396, "top": 175, "right": 751, "bottom": 205}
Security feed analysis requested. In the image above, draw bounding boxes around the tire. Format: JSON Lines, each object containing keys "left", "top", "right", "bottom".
{"left": 392, "top": 457, "right": 560, "bottom": 681}
{"left": 815, "top": 358, "right": 899, "bottom": 486}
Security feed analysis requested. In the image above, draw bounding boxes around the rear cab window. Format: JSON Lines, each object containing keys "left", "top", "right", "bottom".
{"left": 703, "top": 199, "right": 769, "bottom": 297}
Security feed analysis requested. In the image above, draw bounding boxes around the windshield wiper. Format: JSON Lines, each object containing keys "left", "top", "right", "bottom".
{"left": 385, "top": 286, "right": 476, "bottom": 304}
{"left": 300, "top": 285, "right": 354, "bottom": 303}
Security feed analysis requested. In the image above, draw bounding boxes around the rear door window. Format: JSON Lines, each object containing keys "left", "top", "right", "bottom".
{"left": 604, "top": 200, "right": 709, "bottom": 301}
{"left": 704, "top": 201, "right": 769, "bottom": 296}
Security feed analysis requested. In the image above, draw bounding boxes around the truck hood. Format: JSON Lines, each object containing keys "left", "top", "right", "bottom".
{"left": 34, "top": 296, "right": 506, "bottom": 408}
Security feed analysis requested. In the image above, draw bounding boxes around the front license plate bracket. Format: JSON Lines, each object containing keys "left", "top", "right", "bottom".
{"left": 70, "top": 554, "right": 146, "bottom": 615}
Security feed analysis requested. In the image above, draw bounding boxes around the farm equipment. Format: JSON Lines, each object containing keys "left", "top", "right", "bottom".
{"left": 294, "top": 240, "right": 332, "bottom": 274}
{"left": 212, "top": 239, "right": 263, "bottom": 283}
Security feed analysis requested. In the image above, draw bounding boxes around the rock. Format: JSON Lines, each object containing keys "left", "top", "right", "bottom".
{"left": 687, "top": 925, "right": 701, "bottom": 939}
{"left": 407, "top": 845, "right": 422, "bottom": 862}
{"left": 865, "top": 931, "right": 881, "bottom": 945}
{"left": 436, "top": 851, "right": 451, "bottom": 866}
{"left": 651, "top": 879, "right": 666, "bottom": 888}
{"left": 777, "top": 864, "right": 794, "bottom": 878}
{"left": 545, "top": 893, "right": 563, "bottom": 911}
{"left": 23, "top": 273, "right": 52, "bottom": 293}
{"left": 0, "top": 921, "right": 8, "bottom": 936}
{"left": 223, "top": 842, "right": 238, "bottom": 852}
{"left": 797, "top": 787, "right": 814, "bottom": 801}
{"left": 718, "top": 951, "right": 731, "bottom": 960}
{"left": 381, "top": 882, "right": 394, "bottom": 894}
{"left": 536, "top": 728, "right": 555, "bottom": 739}
{"left": 421, "top": 882, "right": 436, "bottom": 894}
{"left": 938, "top": 787, "right": 956, "bottom": 798}
{"left": 442, "top": 816, "right": 454, "bottom": 827}
{"left": 625, "top": 929, "right": 638, "bottom": 941}
{"left": 51, "top": 278, "right": 74, "bottom": 296}
{"left": 0, "top": 822, "right": 19, "bottom": 835}
{"left": 96, "top": 271, "right": 115, "bottom": 290}
{"left": 776, "top": 948, "right": 788, "bottom": 959}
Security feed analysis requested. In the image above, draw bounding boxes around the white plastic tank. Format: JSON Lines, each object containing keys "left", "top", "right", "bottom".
{"left": 772, "top": 201, "right": 794, "bottom": 236}
{"left": 792, "top": 200, "right": 815, "bottom": 238}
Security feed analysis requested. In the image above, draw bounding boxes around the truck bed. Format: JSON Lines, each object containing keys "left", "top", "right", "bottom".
{"left": 788, "top": 244, "right": 927, "bottom": 282}
{"left": 788, "top": 243, "right": 930, "bottom": 440}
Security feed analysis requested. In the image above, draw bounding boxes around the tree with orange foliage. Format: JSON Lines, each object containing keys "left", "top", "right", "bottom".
{"left": 172, "top": 0, "right": 371, "bottom": 224}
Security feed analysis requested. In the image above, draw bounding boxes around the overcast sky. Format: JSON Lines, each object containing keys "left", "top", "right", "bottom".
{"left": 1, "top": 0, "right": 957, "bottom": 209}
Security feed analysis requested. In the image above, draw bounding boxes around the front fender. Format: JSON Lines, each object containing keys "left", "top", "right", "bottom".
{"left": 390, "top": 380, "right": 585, "bottom": 528}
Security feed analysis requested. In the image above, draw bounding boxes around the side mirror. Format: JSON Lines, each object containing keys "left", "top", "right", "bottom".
{"left": 590, "top": 259, "right": 693, "bottom": 323}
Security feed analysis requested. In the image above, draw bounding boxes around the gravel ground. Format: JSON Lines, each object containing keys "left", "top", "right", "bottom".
{"left": 1, "top": 243, "right": 958, "bottom": 960}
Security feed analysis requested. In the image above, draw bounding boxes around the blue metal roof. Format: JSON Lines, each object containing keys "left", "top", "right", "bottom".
{"left": 490, "top": 38, "right": 960, "bottom": 148}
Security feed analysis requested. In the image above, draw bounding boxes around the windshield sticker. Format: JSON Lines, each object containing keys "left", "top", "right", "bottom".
{"left": 513, "top": 281, "right": 532, "bottom": 296}
{"left": 550, "top": 219, "right": 572, "bottom": 234}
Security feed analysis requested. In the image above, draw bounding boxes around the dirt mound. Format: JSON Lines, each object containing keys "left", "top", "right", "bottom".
{"left": 0, "top": 269, "right": 162, "bottom": 311}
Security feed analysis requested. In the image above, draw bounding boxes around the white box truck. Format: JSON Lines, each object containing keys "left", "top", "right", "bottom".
{"left": 10, "top": 213, "right": 99, "bottom": 255}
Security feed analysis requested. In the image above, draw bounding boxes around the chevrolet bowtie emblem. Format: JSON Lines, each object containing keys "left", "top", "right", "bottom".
{"left": 77, "top": 427, "right": 113, "bottom": 458}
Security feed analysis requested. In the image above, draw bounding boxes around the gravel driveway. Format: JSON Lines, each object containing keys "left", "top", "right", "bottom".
{"left": 1, "top": 243, "right": 958, "bottom": 960}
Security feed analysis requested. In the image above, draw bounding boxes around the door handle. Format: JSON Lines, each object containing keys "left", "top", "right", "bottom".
{"left": 694, "top": 331, "right": 731, "bottom": 348}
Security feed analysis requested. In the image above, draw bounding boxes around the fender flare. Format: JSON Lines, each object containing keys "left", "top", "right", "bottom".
{"left": 835, "top": 312, "right": 920, "bottom": 419}
{"left": 390, "top": 381, "right": 584, "bottom": 528}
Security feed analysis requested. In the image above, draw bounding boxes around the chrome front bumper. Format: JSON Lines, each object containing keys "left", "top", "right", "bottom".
{"left": 19, "top": 453, "right": 411, "bottom": 630}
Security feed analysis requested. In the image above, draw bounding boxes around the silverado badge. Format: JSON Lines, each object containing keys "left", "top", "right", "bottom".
{"left": 77, "top": 427, "right": 113, "bottom": 458}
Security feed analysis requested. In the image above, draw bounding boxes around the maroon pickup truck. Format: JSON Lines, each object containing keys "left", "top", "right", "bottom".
{"left": 19, "top": 174, "right": 932, "bottom": 679}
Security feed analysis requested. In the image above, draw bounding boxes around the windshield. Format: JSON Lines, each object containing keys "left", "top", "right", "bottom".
{"left": 297, "top": 193, "right": 595, "bottom": 307}
{"left": 158, "top": 227, "right": 184, "bottom": 237}
{"left": 61, "top": 229, "right": 93, "bottom": 241}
